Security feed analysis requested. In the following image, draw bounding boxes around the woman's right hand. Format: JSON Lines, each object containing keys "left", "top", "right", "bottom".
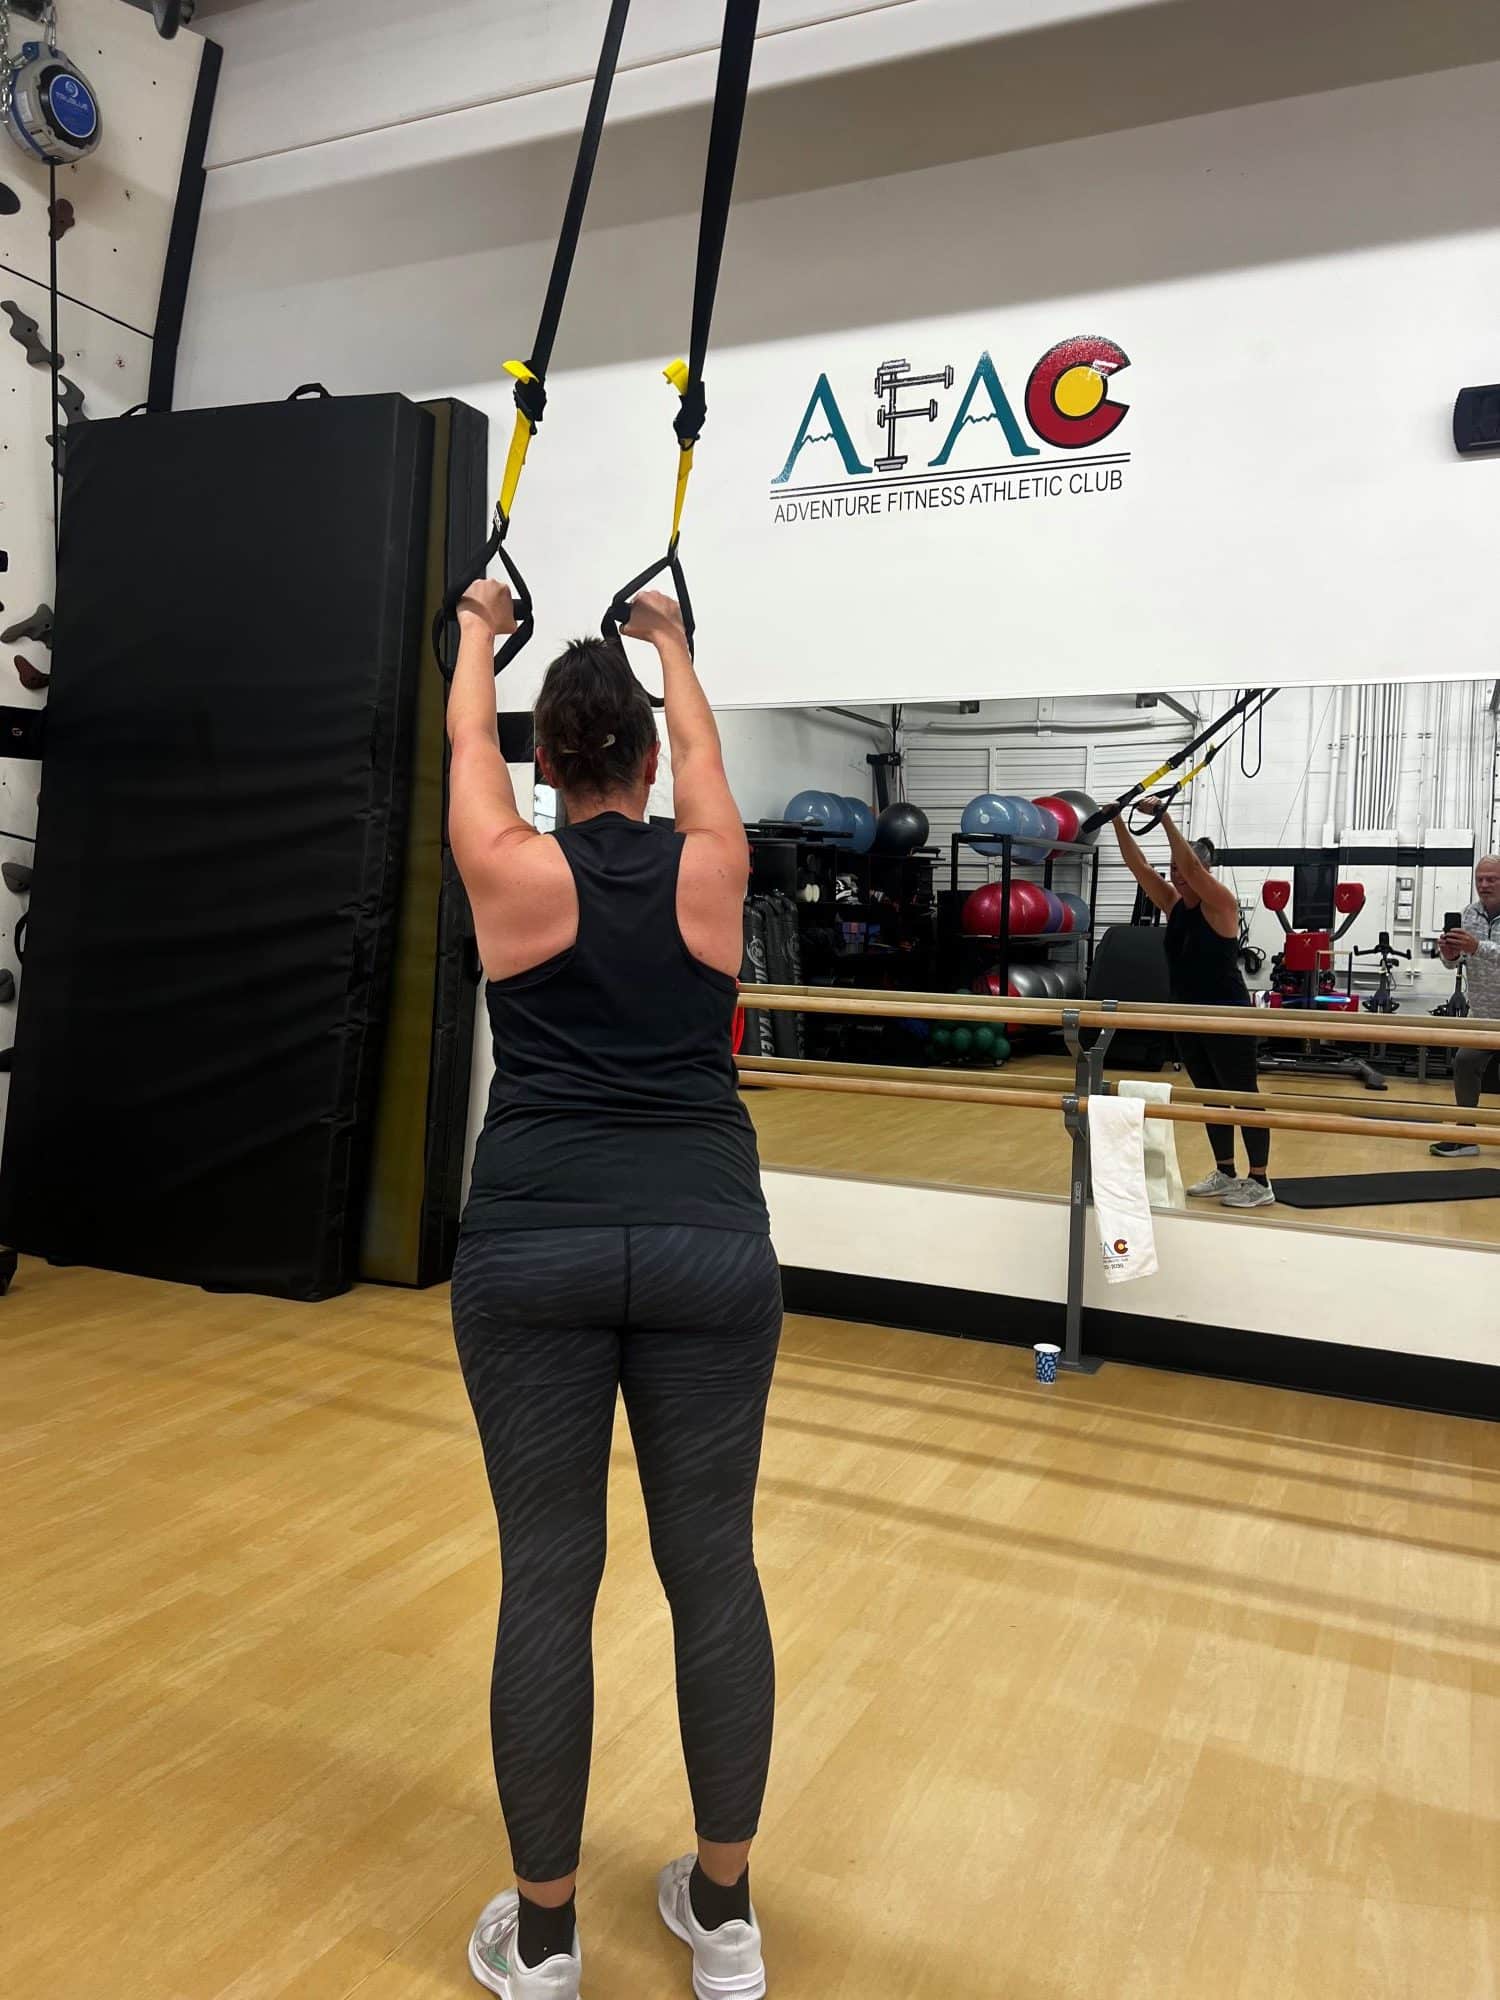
{"left": 621, "top": 589, "right": 686, "bottom": 648}
{"left": 457, "top": 578, "right": 517, "bottom": 638}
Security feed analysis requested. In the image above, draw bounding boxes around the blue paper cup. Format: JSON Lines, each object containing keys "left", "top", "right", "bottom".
{"left": 1034, "top": 1343, "right": 1060, "bottom": 1384}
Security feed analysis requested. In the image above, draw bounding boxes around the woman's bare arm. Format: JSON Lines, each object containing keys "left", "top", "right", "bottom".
{"left": 1110, "top": 812, "right": 1178, "bottom": 915}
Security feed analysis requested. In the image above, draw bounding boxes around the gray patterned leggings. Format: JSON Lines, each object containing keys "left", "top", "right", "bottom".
{"left": 451, "top": 1225, "right": 783, "bottom": 1881}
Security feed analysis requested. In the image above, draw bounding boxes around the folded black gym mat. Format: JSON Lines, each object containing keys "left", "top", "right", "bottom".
{"left": 0, "top": 394, "right": 435, "bottom": 1300}
{"left": 1273, "top": 1169, "right": 1500, "bottom": 1208}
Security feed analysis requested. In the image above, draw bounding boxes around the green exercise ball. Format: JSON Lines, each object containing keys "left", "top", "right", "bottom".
{"left": 932, "top": 1024, "right": 954, "bottom": 1052}
{"left": 951, "top": 1026, "right": 975, "bottom": 1057}
{"left": 973, "top": 1024, "right": 997, "bottom": 1058}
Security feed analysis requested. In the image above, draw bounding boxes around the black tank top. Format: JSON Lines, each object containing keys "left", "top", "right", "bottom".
{"left": 463, "top": 813, "right": 769, "bottom": 1234}
{"left": 1164, "top": 896, "right": 1249, "bottom": 1007}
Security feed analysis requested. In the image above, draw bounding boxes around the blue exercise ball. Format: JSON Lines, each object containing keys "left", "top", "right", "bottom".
{"left": 1011, "top": 797, "right": 1054, "bottom": 864}
{"left": 785, "top": 790, "right": 850, "bottom": 836}
{"left": 1058, "top": 891, "right": 1092, "bottom": 933}
{"left": 961, "top": 792, "right": 1021, "bottom": 856}
{"left": 839, "top": 796, "right": 877, "bottom": 854}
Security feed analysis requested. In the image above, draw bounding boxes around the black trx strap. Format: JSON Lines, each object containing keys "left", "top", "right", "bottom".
{"left": 1082, "top": 686, "right": 1281, "bottom": 837}
{"left": 433, "top": 0, "right": 633, "bottom": 681}
{"left": 602, "top": 0, "right": 760, "bottom": 685}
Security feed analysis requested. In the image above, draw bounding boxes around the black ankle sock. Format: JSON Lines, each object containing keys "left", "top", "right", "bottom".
{"left": 517, "top": 1892, "right": 576, "bottom": 1969}
{"left": 690, "top": 1862, "right": 750, "bottom": 1931}
{"left": 1250, "top": 1170, "right": 1269, "bottom": 1185}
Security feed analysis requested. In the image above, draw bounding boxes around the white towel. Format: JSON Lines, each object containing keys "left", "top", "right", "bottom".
{"left": 1118, "top": 1079, "right": 1185, "bottom": 1209}
{"left": 1087, "top": 1096, "right": 1159, "bottom": 1283}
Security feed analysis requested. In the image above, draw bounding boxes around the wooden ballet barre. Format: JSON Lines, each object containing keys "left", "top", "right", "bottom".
{"left": 735, "top": 1064, "right": 1500, "bottom": 1148}
{"left": 748, "top": 980, "right": 1500, "bottom": 1039}
{"left": 735, "top": 1054, "right": 1500, "bottom": 1128}
{"left": 736, "top": 988, "right": 1500, "bottom": 1051}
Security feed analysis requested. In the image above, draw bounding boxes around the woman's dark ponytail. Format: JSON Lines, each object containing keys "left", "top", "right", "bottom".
{"left": 534, "top": 639, "right": 659, "bottom": 800}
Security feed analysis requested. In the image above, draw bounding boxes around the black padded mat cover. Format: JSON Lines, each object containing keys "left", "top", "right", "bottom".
{"left": 359, "top": 397, "right": 488, "bottom": 1288}
{"left": 1273, "top": 1169, "right": 1500, "bottom": 1208}
{"left": 0, "top": 394, "right": 434, "bottom": 1299}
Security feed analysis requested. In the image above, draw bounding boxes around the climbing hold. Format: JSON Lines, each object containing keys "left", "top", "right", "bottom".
{"left": 57, "top": 375, "right": 88, "bottom": 424}
{"left": 13, "top": 656, "right": 49, "bottom": 692}
{"left": 2, "top": 301, "right": 62, "bottom": 372}
{"left": 1, "top": 605, "right": 53, "bottom": 648}
{"left": 48, "top": 196, "right": 75, "bottom": 241}
{"left": 0, "top": 183, "right": 20, "bottom": 217}
{"left": 1, "top": 861, "right": 32, "bottom": 895}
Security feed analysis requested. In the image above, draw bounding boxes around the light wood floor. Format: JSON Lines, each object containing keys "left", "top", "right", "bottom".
{"left": 750, "top": 1054, "right": 1500, "bottom": 1247}
{"left": 5, "top": 1262, "right": 1499, "bottom": 1996}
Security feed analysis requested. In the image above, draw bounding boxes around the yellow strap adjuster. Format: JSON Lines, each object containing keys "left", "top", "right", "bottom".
{"left": 671, "top": 444, "right": 695, "bottom": 544}
{"left": 498, "top": 360, "right": 538, "bottom": 520}
{"left": 663, "top": 359, "right": 695, "bottom": 541}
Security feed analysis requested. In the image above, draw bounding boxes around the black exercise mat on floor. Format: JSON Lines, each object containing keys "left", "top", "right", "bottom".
{"left": 1274, "top": 1169, "right": 1500, "bottom": 1208}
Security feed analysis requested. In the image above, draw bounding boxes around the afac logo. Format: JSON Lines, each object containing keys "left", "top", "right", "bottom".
{"left": 770, "top": 335, "right": 1130, "bottom": 523}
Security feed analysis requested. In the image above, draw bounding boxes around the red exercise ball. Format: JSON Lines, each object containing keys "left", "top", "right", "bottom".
{"left": 1034, "top": 794, "right": 1080, "bottom": 850}
{"left": 1009, "top": 879, "right": 1052, "bottom": 935}
{"left": 962, "top": 879, "right": 1052, "bottom": 936}
{"left": 961, "top": 882, "right": 1006, "bottom": 936}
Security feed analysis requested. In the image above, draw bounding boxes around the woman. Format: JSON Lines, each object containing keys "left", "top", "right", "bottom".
{"left": 1112, "top": 806, "right": 1274, "bottom": 1208}
{"left": 445, "top": 580, "right": 779, "bottom": 2000}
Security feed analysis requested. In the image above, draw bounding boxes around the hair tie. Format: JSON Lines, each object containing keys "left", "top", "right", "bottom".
{"left": 558, "top": 733, "right": 617, "bottom": 754}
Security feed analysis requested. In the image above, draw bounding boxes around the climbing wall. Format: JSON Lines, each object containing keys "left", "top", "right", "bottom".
{"left": 0, "top": 0, "right": 208, "bottom": 1136}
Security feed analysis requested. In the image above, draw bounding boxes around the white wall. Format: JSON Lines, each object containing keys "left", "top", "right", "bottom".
{"left": 766, "top": 1171, "right": 1500, "bottom": 1367}
{"left": 0, "top": 0, "right": 208, "bottom": 1134}
{"left": 717, "top": 705, "right": 882, "bottom": 821}
{"left": 181, "top": 59, "right": 1500, "bottom": 711}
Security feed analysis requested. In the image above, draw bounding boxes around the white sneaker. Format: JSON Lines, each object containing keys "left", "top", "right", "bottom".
{"left": 1430, "top": 1140, "right": 1480, "bottom": 1158}
{"left": 658, "top": 1856, "right": 767, "bottom": 2000}
{"left": 1221, "top": 1177, "right": 1276, "bottom": 1209}
{"left": 1187, "top": 1169, "right": 1236, "bottom": 1198}
{"left": 468, "top": 1890, "right": 582, "bottom": 1999}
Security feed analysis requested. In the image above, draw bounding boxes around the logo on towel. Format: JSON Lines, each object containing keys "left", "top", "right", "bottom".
{"left": 770, "top": 335, "right": 1131, "bottom": 525}
{"left": 1112, "top": 1238, "right": 1129, "bottom": 1256}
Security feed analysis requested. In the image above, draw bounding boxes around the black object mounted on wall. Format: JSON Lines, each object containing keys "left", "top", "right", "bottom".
{"left": 1453, "top": 384, "right": 1500, "bottom": 456}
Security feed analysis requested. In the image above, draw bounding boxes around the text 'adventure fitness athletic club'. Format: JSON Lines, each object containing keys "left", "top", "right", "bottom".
{"left": 768, "top": 335, "right": 1130, "bottom": 528}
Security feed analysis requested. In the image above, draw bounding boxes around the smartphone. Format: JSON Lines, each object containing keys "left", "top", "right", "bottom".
{"left": 1444, "top": 910, "right": 1462, "bottom": 933}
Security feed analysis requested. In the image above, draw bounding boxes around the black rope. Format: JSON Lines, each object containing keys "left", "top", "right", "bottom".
{"left": 604, "top": 0, "right": 761, "bottom": 657}
{"left": 49, "top": 164, "right": 61, "bottom": 556}
{"left": 1239, "top": 688, "right": 1264, "bottom": 779}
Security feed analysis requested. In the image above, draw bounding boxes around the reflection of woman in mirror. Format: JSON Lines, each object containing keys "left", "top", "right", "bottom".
{"left": 1111, "top": 806, "right": 1275, "bottom": 1210}
{"left": 442, "top": 580, "right": 777, "bottom": 1999}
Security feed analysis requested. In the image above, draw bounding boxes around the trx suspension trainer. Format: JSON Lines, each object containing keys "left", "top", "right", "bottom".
{"left": 434, "top": 0, "right": 761, "bottom": 691}
{"left": 1080, "top": 686, "right": 1281, "bottom": 837}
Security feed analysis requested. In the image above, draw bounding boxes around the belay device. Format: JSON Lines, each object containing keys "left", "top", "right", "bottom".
{"left": 2, "top": 0, "right": 101, "bottom": 165}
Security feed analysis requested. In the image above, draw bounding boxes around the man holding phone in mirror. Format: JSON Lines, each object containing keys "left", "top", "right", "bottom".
{"left": 1431, "top": 856, "right": 1500, "bottom": 1157}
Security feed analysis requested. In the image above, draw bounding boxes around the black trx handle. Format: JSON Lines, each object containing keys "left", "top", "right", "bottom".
{"left": 434, "top": 0, "right": 634, "bottom": 682}
{"left": 1087, "top": 687, "right": 1280, "bottom": 836}
{"left": 430, "top": 518, "right": 537, "bottom": 680}
{"left": 604, "top": 0, "right": 760, "bottom": 672}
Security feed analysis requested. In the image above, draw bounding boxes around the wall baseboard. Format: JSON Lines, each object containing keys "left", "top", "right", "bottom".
{"left": 780, "top": 1266, "right": 1500, "bottom": 1423}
